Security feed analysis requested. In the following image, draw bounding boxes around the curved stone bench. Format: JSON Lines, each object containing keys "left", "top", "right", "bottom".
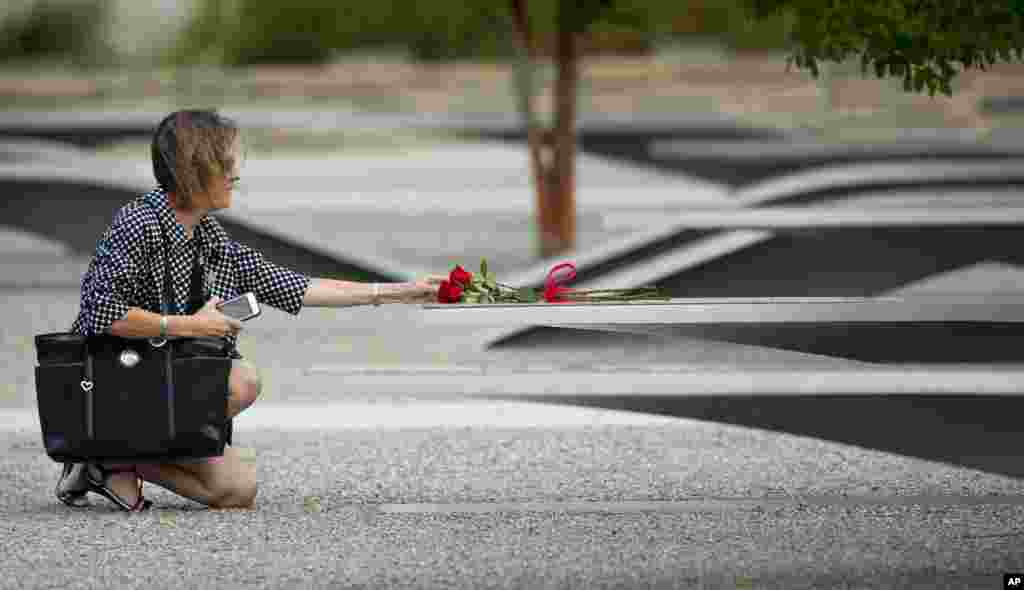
{"left": 489, "top": 160, "right": 1024, "bottom": 348}
{"left": 417, "top": 296, "right": 1024, "bottom": 477}
{"left": 431, "top": 294, "right": 1024, "bottom": 362}
{"left": 646, "top": 138, "right": 1024, "bottom": 186}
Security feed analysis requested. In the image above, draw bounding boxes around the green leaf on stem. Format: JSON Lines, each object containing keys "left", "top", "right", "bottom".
{"left": 518, "top": 287, "right": 539, "bottom": 303}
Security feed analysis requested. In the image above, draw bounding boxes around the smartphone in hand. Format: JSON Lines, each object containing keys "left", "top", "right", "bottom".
{"left": 216, "top": 292, "right": 261, "bottom": 321}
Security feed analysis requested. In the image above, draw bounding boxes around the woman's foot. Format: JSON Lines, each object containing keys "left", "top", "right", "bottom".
{"left": 85, "top": 464, "right": 152, "bottom": 512}
{"left": 54, "top": 463, "right": 91, "bottom": 507}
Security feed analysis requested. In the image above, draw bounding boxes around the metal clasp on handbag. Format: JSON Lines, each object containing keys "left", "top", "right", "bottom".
{"left": 119, "top": 348, "right": 141, "bottom": 368}
{"left": 149, "top": 337, "right": 167, "bottom": 348}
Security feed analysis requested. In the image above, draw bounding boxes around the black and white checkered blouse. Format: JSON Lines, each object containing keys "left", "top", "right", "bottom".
{"left": 71, "top": 188, "right": 311, "bottom": 349}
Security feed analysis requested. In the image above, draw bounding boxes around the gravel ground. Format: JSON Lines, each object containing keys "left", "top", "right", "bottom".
{"left": 2, "top": 423, "right": 1024, "bottom": 590}
{"left": 4, "top": 286, "right": 1024, "bottom": 589}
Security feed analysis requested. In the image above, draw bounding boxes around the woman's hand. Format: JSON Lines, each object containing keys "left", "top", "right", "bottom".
{"left": 190, "top": 297, "right": 244, "bottom": 338}
{"left": 399, "top": 275, "right": 447, "bottom": 303}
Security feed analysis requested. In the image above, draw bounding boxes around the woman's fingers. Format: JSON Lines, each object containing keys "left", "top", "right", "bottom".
{"left": 218, "top": 315, "right": 243, "bottom": 337}
{"left": 423, "top": 278, "right": 445, "bottom": 301}
{"left": 423, "top": 274, "right": 447, "bottom": 285}
{"left": 195, "top": 297, "right": 240, "bottom": 337}
{"left": 200, "top": 296, "right": 223, "bottom": 313}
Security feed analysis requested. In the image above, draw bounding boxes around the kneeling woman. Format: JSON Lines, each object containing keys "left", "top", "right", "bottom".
{"left": 56, "top": 109, "right": 442, "bottom": 511}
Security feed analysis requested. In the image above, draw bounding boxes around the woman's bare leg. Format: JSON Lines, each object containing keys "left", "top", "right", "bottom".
{"left": 130, "top": 360, "right": 263, "bottom": 508}
{"left": 225, "top": 359, "right": 262, "bottom": 418}
{"left": 137, "top": 447, "right": 257, "bottom": 508}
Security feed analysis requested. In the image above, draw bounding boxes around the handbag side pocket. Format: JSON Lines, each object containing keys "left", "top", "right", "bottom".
{"left": 168, "top": 356, "right": 232, "bottom": 458}
{"left": 34, "top": 362, "right": 90, "bottom": 462}
{"left": 90, "top": 351, "right": 169, "bottom": 459}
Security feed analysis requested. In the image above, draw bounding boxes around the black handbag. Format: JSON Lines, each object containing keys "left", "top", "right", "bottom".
{"left": 34, "top": 220, "right": 233, "bottom": 463}
{"left": 34, "top": 333, "right": 232, "bottom": 463}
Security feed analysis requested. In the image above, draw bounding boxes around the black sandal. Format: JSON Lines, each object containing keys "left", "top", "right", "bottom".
{"left": 55, "top": 463, "right": 91, "bottom": 508}
{"left": 85, "top": 464, "right": 153, "bottom": 512}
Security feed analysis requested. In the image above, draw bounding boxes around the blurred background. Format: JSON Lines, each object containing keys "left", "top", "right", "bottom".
{"left": 6, "top": 0, "right": 1024, "bottom": 266}
{"left": 3, "top": 0, "right": 1020, "bottom": 146}
{"left": 5, "top": 0, "right": 1024, "bottom": 369}
{"left": 5, "top": 0, "right": 1024, "bottom": 351}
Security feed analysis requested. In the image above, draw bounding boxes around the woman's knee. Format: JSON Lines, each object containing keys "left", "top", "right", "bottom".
{"left": 208, "top": 477, "right": 257, "bottom": 509}
{"left": 205, "top": 454, "right": 258, "bottom": 508}
{"left": 229, "top": 362, "right": 262, "bottom": 413}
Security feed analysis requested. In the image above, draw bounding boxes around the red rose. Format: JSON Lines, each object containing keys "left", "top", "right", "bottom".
{"left": 437, "top": 280, "right": 464, "bottom": 303}
{"left": 449, "top": 265, "right": 473, "bottom": 286}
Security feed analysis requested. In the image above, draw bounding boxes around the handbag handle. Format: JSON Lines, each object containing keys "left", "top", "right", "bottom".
{"left": 149, "top": 226, "right": 175, "bottom": 348}
{"left": 140, "top": 199, "right": 185, "bottom": 437}
{"left": 151, "top": 202, "right": 185, "bottom": 438}
{"left": 81, "top": 341, "right": 94, "bottom": 440}
{"left": 76, "top": 199, "right": 190, "bottom": 442}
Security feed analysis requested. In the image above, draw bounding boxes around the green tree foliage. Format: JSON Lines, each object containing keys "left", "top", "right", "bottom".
{"left": 173, "top": 0, "right": 797, "bottom": 66}
{"left": 747, "top": 0, "right": 1024, "bottom": 96}
{"left": 403, "top": 3, "right": 513, "bottom": 61}
{"left": 175, "top": 0, "right": 517, "bottom": 65}
{"left": 0, "top": 0, "right": 111, "bottom": 64}
{"left": 506, "top": 0, "right": 1024, "bottom": 256}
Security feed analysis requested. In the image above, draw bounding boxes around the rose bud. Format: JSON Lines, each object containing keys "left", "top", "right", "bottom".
{"left": 449, "top": 265, "right": 473, "bottom": 286}
{"left": 437, "top": 280, "right": 464, "bottom": 303}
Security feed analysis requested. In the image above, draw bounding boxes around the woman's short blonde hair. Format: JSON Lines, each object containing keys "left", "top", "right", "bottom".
{"left": 151, "top": 110, "right": 239, "bottom": 209}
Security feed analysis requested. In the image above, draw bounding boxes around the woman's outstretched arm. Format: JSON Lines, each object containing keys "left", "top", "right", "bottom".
{"left": 302, "top": 277, "right": 444, "bottom": 307}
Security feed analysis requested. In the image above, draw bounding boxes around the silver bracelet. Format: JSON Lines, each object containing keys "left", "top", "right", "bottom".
{"left": 372, "top": 283, "right": 380, "bottom": 306}
{"left": 159, "top": 315, "right": 168, "bottom": 338}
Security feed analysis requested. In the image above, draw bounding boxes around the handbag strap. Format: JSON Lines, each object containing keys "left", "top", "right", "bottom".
{"left": 160, "top": 231, "right": 172, "bottom": 316}
{"left": 150, "top": 198, "right": 204, "bottom": 316}
{"left": 148, "top": 199, "right": 199, "bottom": 440}
{"left": 160, "top": 230, "right": 203, "bottom": 317}
{"left": 186, "top": 245, "right": 206, "bottom": 314}
{"left": 77, "top": 197, "right": 192, "bottom": 442}
{"left": 155, "top": 221, "right": 183, "bottom": 439}
{"left": 158, "top": 233, "right": 203, "bottom": 316}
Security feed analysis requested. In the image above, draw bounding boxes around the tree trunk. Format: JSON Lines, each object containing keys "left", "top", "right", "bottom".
{"left": 510, "top": 0, "right": 578, "bottom": 259}
{"left": 513, "top": 46, "right": 550, "bottom": 258}
{"left": 544, "top": 22, "right": 578, "bottom": 257}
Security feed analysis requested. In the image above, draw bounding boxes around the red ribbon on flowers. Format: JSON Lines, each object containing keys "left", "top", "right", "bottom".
{"left": 543, "top": 262, "right": 577, "bottom": 303}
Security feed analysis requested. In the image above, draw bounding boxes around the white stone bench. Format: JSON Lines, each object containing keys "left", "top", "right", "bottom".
{"left": 424, "top": 295, "right": 1024, "bottom": 363}
{"left": 423, "top": 296, "right": 1024, "bottom": 327}
{"left": 418, "top": 296, "right": 1024, "bottom": 477}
